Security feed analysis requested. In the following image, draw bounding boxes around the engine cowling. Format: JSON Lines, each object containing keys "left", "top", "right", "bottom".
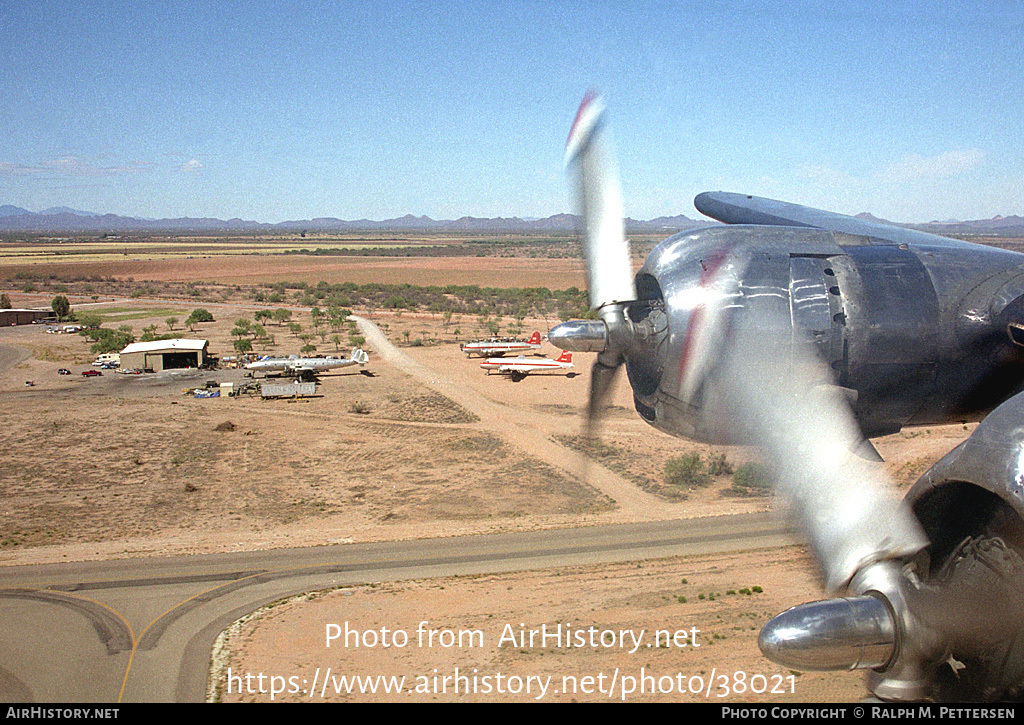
{"left": 609, "top": 225, "right": 1024, "bottom": 443}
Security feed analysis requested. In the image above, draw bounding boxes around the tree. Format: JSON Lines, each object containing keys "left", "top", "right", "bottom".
{"left": 88, "top": 328, "right": 134, "bottom": 354}
{"left": 184, "top": 308, "right": 214, "bottom": 331}
{"left": 75, "top": 312, "right": 103, "bottom": 329}
{"left": 0, "top": 293, "right": 11, "bottom": 309}
{"left": 232, "top": 338, "right": 253, "bottom": 354}
{"left": 51, "top": 295, "right": 71, "bottom": 321}
{"left": 230, "top": 318, "right": 252, "bottom": 339}
{"left": 165, "top": 317, "right": 178, "bottom": 331}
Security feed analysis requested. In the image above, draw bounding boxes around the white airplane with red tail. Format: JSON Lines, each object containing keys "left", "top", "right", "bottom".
{"left": 461, "top": 331, "right": 543, "bottom": 357}
{"left": 480, "top": 351, "right": 576, "bottom": 382}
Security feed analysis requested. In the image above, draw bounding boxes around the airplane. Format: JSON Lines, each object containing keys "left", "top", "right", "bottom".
{"left": 480, "top": 350, "right": 575, "bottom": 381}
{"left": 244, "top": 348, "right": 369, "bottom": 380}
{"left": 461, "top": 331, "right": 544, "bottom": 357}
{"left": 549, "top": 92, "right": 1024, "bottom": 702}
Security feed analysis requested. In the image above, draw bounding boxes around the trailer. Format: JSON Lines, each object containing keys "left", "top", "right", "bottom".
{"left": 260, "top": 382, "right": 317, "bottom": 399}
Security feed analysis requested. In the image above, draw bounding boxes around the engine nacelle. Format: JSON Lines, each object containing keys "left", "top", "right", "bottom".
{"left": 759, "top": 391, "right": 1024, "bottom": 701}
{"left": 620, "top": 225, "right": 1024, "bottom": 443}
{"left": 897, "top": 391, "right": 1024, "bottom": 700}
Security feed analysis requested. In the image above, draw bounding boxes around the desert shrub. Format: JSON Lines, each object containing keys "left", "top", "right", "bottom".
{"left": 664, "top": 452, "right": 711, "bottom": 489}
{"left": 707, "top": 452, "right": 733, "bottom": 476}
{"left": 731, "top": 462, "right": 773, "bottom": 496}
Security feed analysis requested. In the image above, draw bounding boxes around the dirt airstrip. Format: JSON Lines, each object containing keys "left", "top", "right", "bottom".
{"left": 0, "top": 274, "right": 975, "bottom": 703}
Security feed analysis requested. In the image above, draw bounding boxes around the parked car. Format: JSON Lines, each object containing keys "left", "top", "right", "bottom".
{"left": 57, "top": 368, "right": 71, "bottom": 375}
{"left": 81, "top": 370, "right": 102, "bottom": 377}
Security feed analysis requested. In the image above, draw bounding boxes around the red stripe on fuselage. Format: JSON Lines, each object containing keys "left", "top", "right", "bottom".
{"left": 676, "top": 247, "right": 731, "bottom": 393}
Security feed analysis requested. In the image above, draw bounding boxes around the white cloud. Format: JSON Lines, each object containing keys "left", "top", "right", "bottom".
{"left": 883, "top": 149, "right": 987, "bottom": 183}
{"left": 179, "top": 159, "right": 204, "bottom": 172}
{"left": 795, "top": 149, "right": 988, "bottom": 192}
{"left": 796, "top": 164, "right": 863, "bottom": 188}
{"left": 0, "top": 155, "right": 153, "bottom": 177}
{"left": 0, "top": 161, "right": 44, "bottom": 176}
{"left": 785, "top": 148, "right": 1003, "bottom": 221}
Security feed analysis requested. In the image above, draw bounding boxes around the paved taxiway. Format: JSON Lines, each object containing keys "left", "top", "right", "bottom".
{"left": 1, "top": 513, "right": 794, "bottom": 702}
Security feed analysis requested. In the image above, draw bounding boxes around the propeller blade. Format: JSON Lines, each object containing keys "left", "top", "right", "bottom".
{"left": 706, "top": 298, "right": 943, "bottom": 696}
{"left": 563, "top": 93, "right": 639, "bottom": 442}
{"left": 716, "top": 308, "right": 929, "bottom": 593}
{"left": 564, "top": 93, "right": 926, "bottom": 591}
{"left": 585, "top": 358, "right": 620, "bottom": 440}
{"left": 565, "top": 92, "right": 637, "bottom": 312}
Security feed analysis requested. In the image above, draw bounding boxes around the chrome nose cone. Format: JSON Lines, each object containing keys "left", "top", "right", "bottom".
{"left": 548, "top": 319, "right": 608, "bottom": 353}
{"left": 758, "top": 595, "right": 896, "bottom": 671}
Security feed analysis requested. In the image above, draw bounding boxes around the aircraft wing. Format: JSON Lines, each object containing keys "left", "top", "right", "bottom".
{"left": 694, "top": 191, "right": 978, "bottom": 252}
{"left": 496, "top": 363, "right": 536, "bottom": 372}
{"left": 497, "top": 361, "right": 570, "bottom": 373}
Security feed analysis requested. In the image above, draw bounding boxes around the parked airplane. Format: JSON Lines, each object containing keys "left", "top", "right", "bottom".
{"left": 244, "top": 348, "right": 369, "bottom": 379}
{"left": 480, "top": 350, "right": 574, "bottom": 381}
{"left": 550, "top": 92, "right": 1024, "bottom": 702}
{"left": 461, "top": 331, "right": 543, "bottom": 357}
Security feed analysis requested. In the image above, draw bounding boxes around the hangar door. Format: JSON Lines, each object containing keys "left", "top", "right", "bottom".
{"left": 161, "top": 351, "right": 200, "bottom": 369}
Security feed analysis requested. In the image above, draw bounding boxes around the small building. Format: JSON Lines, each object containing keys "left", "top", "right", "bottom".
{"left": 119, "top": 339, "right": 209, "bottom": 372}
{"left": 0, "top": 309, "right": 56, "bottom": 327}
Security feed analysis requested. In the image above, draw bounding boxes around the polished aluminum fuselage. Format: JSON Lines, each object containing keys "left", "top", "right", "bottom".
{"left": 626, "top": 224, "right": 1024, "bottom": 442}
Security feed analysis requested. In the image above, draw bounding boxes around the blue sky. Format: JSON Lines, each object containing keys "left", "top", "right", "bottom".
{"left": 1, "top": 1, "right": 1022, "bottom": 223}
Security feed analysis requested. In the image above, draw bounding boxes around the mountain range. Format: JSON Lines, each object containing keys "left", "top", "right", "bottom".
{"left": 1, "top": 204, "right": 1022, "bottom": 237}
{"left": 0, "top": 206, "right": 708, "bottom": 234}
{"left": 853, "top": 212, "right": 1024, "bottom": 237}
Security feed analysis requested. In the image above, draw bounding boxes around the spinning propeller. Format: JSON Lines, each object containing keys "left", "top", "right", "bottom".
{"left": 549, "top": 94, "right": 1022, "bottom": 700}
{"left": 557, "top": 92, "right": 637, "bottom": 440}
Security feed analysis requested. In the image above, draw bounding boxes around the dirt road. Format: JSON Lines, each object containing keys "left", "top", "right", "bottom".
{"left": 353, "top": 315, "right": 681, "bottom": 517}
